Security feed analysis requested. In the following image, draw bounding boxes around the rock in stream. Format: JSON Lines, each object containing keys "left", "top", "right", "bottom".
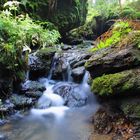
{"left": 53, "top": 82, "right": 88, "bottom": 107}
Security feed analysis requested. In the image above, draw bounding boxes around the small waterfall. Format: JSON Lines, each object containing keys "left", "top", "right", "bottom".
{"left": 80, "top": 71, "right": 91, "bottom": 95}
{"left": 48, "top": 53, "right": 58, "bottom": 80}
{"left": 82, "top": 71, "right": 89, "bottom": 85}
{"left": 62, "top": 61, "right": 73, "bottom": 82}
{"left": 38, "top": 78, "right": 65, "bottom": 107}
{"left": 31, "top": 78, "right": 69, "bottom": 119}
{"left": 6, "top": 45, "right": 100, "bottom": 140}
{"left": 25, "top": 70, "right": 29, "bottom": 81}
{"left": 67, "top": 62, "right": 73, "bottom": 82}
{"left": 30, "top": 51, "right": 97, "bottom": 120}
{"left": 25, "top": 52, "right": 38, "bottom": 81}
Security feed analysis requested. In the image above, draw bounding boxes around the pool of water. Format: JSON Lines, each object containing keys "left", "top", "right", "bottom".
{"left": 0, "top": 94, "right": 98, "bottom": 140}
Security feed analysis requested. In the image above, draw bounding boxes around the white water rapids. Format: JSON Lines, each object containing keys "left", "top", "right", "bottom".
{"left": 0, "top": 52, "right": 99, "bottom": 140}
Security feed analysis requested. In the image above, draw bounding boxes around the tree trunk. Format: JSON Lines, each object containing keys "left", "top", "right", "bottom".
{"left": 119, "top": 0, "right": 122, "bottom": 9}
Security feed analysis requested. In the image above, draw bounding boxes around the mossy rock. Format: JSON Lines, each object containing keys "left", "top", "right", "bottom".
{"left": 29, "top": 47, "right": 57, "bottom": 80}
{"left": 91, "top": 69, "right": 140, "bottom": 96}
{"left": 120, "top": 98, "right": 140, "bottom": 118}
{"left": 36, "top": 47, "right": 57, "bottom": 59}
{"left": 23, "top": 0, "right": 88, "bottom": 34}
{"left": 85, "top": 44, "right": 140, "bottom": 78}
{"left": 65, "top": 17, "right": 97, "bottom": 44}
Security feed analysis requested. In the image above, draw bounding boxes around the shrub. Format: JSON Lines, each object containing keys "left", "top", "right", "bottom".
{"left": 91, "top": 21, "right": 132, "bottom": 52}
{"left": 0, "top": 4, "right": 60, "bottom": 81}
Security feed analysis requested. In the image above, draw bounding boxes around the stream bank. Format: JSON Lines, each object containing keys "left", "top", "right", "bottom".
{"left": 85, "top": 20, "right": 140, "bottom": 140}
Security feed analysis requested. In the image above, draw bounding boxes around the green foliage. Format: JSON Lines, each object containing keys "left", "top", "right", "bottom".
{"left": 68, "top": 17, "right": 97, "bottom": 41}
{"left": 92, "top": 0, "right": 120, "bottom": 19}
{"left": 115, "top": 29, "right": 140, "bottom": 50}
{"left": 89, "top": 0, "right": 140, "bottom": 22}
{"left": 91, "top": 21, "right": 132, "bottom": 52}
{"left": 86, "top": 5, "right": 99, "bottom": 23}
{"left": 120, "top": 6, "right": 140, "bottom": 19}
{"left": 3, "top": 1, "right": 20, "bottom": 17}
{"left": 16, "top": 15, "right": 60, "bottom": 47}
{"left": 49, "top": 0, "right": 87, "bottom": 33}
{"left": 0, "top": 4, "right": 60, "bottom": 80}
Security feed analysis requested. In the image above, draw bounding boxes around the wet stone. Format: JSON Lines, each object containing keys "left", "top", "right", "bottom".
{"left": 25, "top": 91, "right": 43, "bottom": 99}
{"left": 53, "top": 82, "right": 87, "bottom": 107}
{"left": 10, "top": 94, "right": 35, "bottom": 109}
{"left": 0, "top": 100, "right": 14, "bottom": 115}
{"left": 71, "top": 66, "right": 85, "bottom": 83}
{"left": 61, "top": 45, "right": 72, "bottom": 50}
{"left": 22, "top": 81, "right": 46, "bottom": 92}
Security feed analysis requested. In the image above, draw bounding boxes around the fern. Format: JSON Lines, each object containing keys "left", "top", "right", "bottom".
{"left": 91, "top": 21, "right": 132, "bottom": 52}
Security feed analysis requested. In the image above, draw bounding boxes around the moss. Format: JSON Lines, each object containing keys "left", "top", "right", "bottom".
{"left": 51, "top": 0, "right": 87, "bottom": 33}
{"left": 85, "top": 49, "right": 109, "bottom": 69}
{"left": 122, "top": 103, "right": 140, "bottom": 117}
{"left": 36, "top": 47, "right": 57, "bottom": 60}
{"left": 120, "top": 97, "right": 140, "bottom": 118}
{"left": 37, "top": 47, "right": 57, "bottom": 55}
{"left": 85, "top": 59, "right": 93, "bottom": 68}
{"left": 67, "top": 17, "right": 97, "bottom": 41}
{"left": 91, "top": 70, "right": 140, "bottom": 96}
{"left": 26, "top": 0, "right": 88, "bottom": 34}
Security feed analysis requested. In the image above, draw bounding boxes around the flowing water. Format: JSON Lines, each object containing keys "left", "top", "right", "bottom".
{"left": 0, "top": 52, "right": 99, "bottom": 140}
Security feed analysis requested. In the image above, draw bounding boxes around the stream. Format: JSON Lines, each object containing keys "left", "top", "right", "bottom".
{"left": 0, "top": 46, "right": 99, "bottom": 140}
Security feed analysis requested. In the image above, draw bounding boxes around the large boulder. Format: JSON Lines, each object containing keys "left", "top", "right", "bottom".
{"left": 51, "top": 53, "right": 68, "bottom": 80}
{"left": 29, "top": 48, "right": 56, "bottom": 80}
{"left": 65, "top": 16, "right": 115, "bottom": 45}
{"left": 91, "top": 69, "right": 140, "bottom": 96}
{"left": 71, "top": 66, "right": 85, "bottom": 83}
{"left": 21, "top": 80, "right": 45, "bottom": 100}
{"left": 85, "top": 45, "right": 140, "bottom": 78}
{"left": 9, "top": 94, "right": 34, "bottom": 109}
{"left": 0, "top": 100, "right": 14, "bottom": 117}
{"left": 65, "top": 17, "right": 97, "bottom": 44}
{"left": 53, "top": 82, "right": 87, "bottom": 107}
{"left": 22, "top": 81, "right": 46, "bottom": 92}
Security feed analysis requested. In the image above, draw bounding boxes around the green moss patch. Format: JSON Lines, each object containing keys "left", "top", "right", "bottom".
{"left": 91, "top": 69, "right": 140, "bottom": 96}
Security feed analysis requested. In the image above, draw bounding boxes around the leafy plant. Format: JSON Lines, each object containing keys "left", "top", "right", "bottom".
{"left": 0, "top": 2, "right": 60, "bottom": 81}
{"left": 91, "top": 21, "right": 132, "bottom": 52}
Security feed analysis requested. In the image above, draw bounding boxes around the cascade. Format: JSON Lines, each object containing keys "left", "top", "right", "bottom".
{"left": 30, "top": 53, "right": 94, "bottom": 119}
{"left": 47, "top": 53, "right": 58, "bottom": 80}
{"left": 1, "top": 47, "right": 99, "bottom": 140}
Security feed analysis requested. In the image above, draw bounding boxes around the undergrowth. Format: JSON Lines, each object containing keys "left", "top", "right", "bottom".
{"left": 0, "top": 1, "right": 60, "bottom": 81}
{"left": 90, "top": 20, "right": 140, "bottom": 52}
